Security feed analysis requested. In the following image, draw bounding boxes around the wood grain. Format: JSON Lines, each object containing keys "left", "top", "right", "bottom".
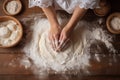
{"left": 0, "top": 0, "right": 120, "bottom": 80}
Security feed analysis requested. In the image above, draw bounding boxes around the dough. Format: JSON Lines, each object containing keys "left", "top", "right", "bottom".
{"left": 0, "top": 27, "right": 11, "bottom": 38}
{"left": 39, "top": 27, "right": 86, "bottom": 65}
{"left": 0, "top": 20, "right": 21, "bottom": 46}
{"left": 6, "top": 1, "right": 19, "bottom": 14}
{"left": 7, "top": 22, "right": 17, "bottom": 31}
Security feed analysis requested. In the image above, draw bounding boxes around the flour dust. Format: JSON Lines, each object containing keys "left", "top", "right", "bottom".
{"left": 17, "top": 13, "right": 117, "bottom": 79}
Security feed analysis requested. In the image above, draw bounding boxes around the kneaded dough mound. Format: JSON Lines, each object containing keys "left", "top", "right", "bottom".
{"left": 39, "top": 27, "right": 87, "bottom": 66}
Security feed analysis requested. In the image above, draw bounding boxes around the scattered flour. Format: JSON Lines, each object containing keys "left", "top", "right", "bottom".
{"left": 20, "top": 56, "right": 31, "bottom": 69}
{"left": 111, "top": 17, "right": 120, "bottom": 30}
{"left": 0, "top": 20, "right": 21, "bottom": 46}
{"left": 20, "top": 14, "right": 116, "bottom": 76}
{"left": 91, "top": 28, "right": 116, "bottom": 53}
{"left": 6, "top": 1, "right": 20, "bottom": 15}
{"left": 22, "top": 15, "right": 91, "bottom": 74}
{"left": 94, "top": 54, "right": 101, "bottom": 62}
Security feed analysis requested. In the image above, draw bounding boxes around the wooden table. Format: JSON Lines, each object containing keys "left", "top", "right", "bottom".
{"left": 0, "top": 0, "right": 120, "bottom": 80}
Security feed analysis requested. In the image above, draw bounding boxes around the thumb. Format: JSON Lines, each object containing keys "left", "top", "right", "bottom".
{"left": 59, "top": 33, "right": 63, "bottom": 43}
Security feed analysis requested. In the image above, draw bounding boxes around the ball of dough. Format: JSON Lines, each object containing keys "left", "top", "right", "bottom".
{"left": 0, "top": 27, "right": 11, "bottom": 38}
{"left": 10, "top": 31, "right": 18, "bottom": 40}
{"left": 7, "top": 22, "right": 17, "bottom": 31}
{"left": 3, "top": 39, "right": 12, "bottom": 46}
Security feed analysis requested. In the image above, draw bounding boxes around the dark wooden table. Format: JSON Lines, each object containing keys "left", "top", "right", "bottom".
{"left": 0, "top": 0, "right": 120, "bottom": 80}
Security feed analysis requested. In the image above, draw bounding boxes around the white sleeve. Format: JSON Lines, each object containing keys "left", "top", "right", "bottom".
{"left": 79, "top": 0, "right": 100, "bottom": 9}
{"left": 29, "top": 0, "right": 53, "bottom": 8}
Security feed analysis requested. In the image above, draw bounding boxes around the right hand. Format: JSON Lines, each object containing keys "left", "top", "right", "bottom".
{"left": 49, "top": 25, "right": 61, "bottom": 51}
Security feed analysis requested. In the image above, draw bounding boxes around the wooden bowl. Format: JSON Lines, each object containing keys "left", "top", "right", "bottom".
{"left": 0, "top": 16, "right": 23, "bottom": 48}
{"left": 3, "top": 0, "right": 22, "bottom": 16}
{"left": 94, "top": 0, "right": 111, "bottom": 17}
{"left": 106, "top": 12, "right": 120, "bottom": 34}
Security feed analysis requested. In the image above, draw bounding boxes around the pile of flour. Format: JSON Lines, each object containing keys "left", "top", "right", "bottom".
{"left": 0, "top": 20, "right": 21, "bottom": 46}
{"left": 21, "top": 14, "right": 116, "bottom": 75}
{"left": 6, "top": 1, "right": 20, "bottom": 15}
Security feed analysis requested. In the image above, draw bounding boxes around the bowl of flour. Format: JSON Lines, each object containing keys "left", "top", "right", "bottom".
{"left": 106, "top": 12, "right": 120, "bottom": 34}
{"left": 0, "top": 16, "right": 23, "bottom": 48}
{"left": 3, "top": 0, "right": 22, "bottom": 16}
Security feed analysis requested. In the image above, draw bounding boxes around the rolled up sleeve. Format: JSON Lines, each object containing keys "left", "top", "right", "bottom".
{"left": 79, "top": 0, "right": 100, "bottom": 9}
{"left": 29, "top": 0, "right": 53, "bottom": 8}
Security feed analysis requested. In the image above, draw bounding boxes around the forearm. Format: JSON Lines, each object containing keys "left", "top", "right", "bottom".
{"left": 66, "top": 6, "right": 87, "bottom": 30}
{"left": 42, "top": 6, "right": 59, "bottom": 27}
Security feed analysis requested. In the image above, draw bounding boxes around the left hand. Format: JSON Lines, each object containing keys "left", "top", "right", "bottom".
{"left": 56, "top": 26, "right": 72, "bottom": 51}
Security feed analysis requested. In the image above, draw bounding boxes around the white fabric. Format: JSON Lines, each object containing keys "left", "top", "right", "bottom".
{"left": 29, "top": 0, "right": 100, "bottom": 14}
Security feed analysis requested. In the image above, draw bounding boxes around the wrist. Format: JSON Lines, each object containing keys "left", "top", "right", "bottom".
{"left": 51, "top": 23, "right": 60, "bottom": 28}
{"left": 64, "top": 25, "right": 73, "bottom": 34}
{"left": 65, "top": 24, "right": 74, "bottom": 31}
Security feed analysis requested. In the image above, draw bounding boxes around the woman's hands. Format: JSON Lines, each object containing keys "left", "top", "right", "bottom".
{"left": 56, "top": 7, "right": 87, "bottom": 51}
{"left": 57, "top": 26, "right": 72, "bottom": 51}
{"left": 49, "top": 25, "right": 72, "bottom": 51}
{"left": 42, "top": 6, "right": 87, "bottom": 52}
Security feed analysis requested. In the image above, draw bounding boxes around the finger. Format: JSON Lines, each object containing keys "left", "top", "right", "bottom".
{"left": 54, "top": 35, "right": 59, "bottom": 49}
{"left": 56, "top": 34, "right": 63, "bottom": 51}
{"left": 59, "top": 34, "right": 63, "bottom": 44}
{"left": 51, "top": 36, "right": 56, "bottom": 50}
{"left": 48, "top": 33, "right": 53, "bottom": 44}
{"left": 59, "top": 39, "right": 64, "bottom": 48}
{"left": 60, "top": 39, "right": 70, "bottom": 51}
{"left": 56, "top": 39, "right": 64, "bottom": 52}
{"left": 57, "top": 37, "right": 65, "bottom": 51}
